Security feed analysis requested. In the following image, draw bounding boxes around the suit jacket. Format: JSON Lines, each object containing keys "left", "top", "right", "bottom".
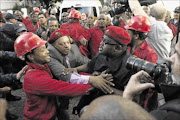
{"left": 47, "top": 43, "right": 90, "bottom": 82}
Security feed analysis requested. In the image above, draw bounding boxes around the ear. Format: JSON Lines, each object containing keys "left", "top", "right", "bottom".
{"left": 68, "top": 36, "right": 73, "bottom": 43}
{"left": 27, "top": 54, "right": 34, "bottom": 61}
{"left": 134, "top": 34, "right": 139, "bottom": 40}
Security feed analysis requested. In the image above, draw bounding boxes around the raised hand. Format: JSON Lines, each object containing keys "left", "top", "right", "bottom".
{"left": 80, "top": 38, "right": 88, "bottom": 46}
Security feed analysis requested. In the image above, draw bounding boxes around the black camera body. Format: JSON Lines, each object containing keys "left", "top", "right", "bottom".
{"left": 126, "top": 56, "right": 173, "bottom": 86}
{"left": 109, "top": 0, "right": 157, "bottom": 17}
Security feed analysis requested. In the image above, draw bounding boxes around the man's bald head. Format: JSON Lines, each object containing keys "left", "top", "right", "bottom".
{"left": 150, "top": 3, "right": 167, "bottom": 21}
{"left": 164, "top": 10, "right": 171, "bottom": 23}
{"left": 80, "top": 95, "right": 155, "bottom": 120}
{"left": 14, "top": 10, "right": 23, "bottom": 20}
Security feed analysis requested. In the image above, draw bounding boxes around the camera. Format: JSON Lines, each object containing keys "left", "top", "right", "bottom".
{"left": 109, "top": 0, "right": 157, "bottom": 17}
{"left": 126, "top": 56, "right": 173, "bottom": 86}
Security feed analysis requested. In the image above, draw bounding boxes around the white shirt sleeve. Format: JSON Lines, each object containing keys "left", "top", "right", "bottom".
{"left": 70, "top": 72, "right": 90, "bottom": 84}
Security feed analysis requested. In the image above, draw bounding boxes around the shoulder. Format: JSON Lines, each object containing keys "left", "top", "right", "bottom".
{"left": 24, "top": 69, "right": 49, "bottom": 81}
{"left": 71, "top": 44, "right": 79, "bottom": 49}
{"left": 70, "top": 44, "right": 81, "bottom": 55}
{"left": 47, "top": 43, "right": 58, "bottom": 55}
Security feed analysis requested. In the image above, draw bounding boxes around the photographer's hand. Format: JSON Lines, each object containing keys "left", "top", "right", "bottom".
{"left": 128, "top": 0, "right": 149, "bottom": 18}
{"left": 123, "top": 70, "right": 155, "bottom": 100}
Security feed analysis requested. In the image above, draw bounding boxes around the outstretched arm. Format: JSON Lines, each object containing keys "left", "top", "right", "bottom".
{"left": 128, "top": 0, "right": 149, "bottom": 18}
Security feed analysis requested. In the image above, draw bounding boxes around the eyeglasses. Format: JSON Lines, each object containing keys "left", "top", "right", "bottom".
{"left": 103, "top": 42, "right": 117, "bottom": 46}
{"left": 102, "top": 39, "right": 117, "bottom": 46}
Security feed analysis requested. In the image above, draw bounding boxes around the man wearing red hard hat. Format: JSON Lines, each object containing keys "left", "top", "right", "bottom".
{"left": 124, "top": 15, "right": 158, "bottom": 63}
{"left": 67, "top": 26, "right": 134, "bottom": 115}
{"left": 14, "top": 32, "right": 95, "bottom": 120}
{"left": 63, "top": 9, "right": 84, "bottom": 44}
{"left": 60, "top": 9, "right": 91, "bottom": 57}
{"left": 124, "top": 15, "right": 158, "bottom": 111}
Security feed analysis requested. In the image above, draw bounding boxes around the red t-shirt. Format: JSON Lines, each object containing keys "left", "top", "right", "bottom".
{"left": 128, "top": 41, "right": 158, "bottom": 63}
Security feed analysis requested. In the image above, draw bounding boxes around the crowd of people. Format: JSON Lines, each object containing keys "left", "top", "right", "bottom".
{"left": 0, "top": 0, "right": 180, "bottom": 120}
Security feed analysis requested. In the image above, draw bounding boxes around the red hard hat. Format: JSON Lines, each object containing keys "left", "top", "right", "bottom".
{"left": 124, "top": 15, "right": 151, "bottom": 32}
{"left": 67, "top": 9, "right": 72, "bottom": 13}
{"left": 34, "top": 7, "right": 40, "bottom": 13}
{"left": 68, "top": 10, "right": 81, "bottom": 19}
{"left": 14, "top": 32, "right": 47, "bottom": 57}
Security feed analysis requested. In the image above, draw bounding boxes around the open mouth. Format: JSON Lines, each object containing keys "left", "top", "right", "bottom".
{"left": 46, "top": 55, "right": 50, "bottom": 59}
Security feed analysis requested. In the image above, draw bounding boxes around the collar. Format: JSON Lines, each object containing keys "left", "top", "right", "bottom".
{"left": 137, "top": 41, "right": 147, "bottom": 50}
{"left": 95, "top": 26, "right": 101, "bottom": 30}
{"left": 71, "top": 21, "right": 80, "bottom": 24}
{"left": 47, "top": 43, "right": 64, "bottom": 63}
{"left": 106, "top": 50, "right": 130, "bottom": 72}
{"left": 95, "top": 26, "right": 106, "bottom": 31}
{"left": 6, "top": 22, "right": 13, "bottom": 24}
{"left": 41, "top": 24, "right": 47, "bottom": 30}
{"left": 26, "top": 62, "right": 53, "bottom": 77}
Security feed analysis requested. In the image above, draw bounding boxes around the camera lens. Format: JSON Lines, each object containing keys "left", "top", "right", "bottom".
{"left": 126, "top": 56, "right": 156, "bottom": 76}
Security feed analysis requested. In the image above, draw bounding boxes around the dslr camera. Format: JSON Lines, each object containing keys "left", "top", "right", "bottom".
{"left": 126, "top": 56, "right": 173, "bottom": 86}
{"left": 109, "top": 0, "right": 157, "bottom": 17}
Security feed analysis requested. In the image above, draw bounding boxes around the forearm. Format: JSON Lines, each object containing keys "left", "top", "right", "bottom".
{"left": 128, "top": 0, "right": 149, "bottom": 18}
{"left": 120, "top": 13, "right": 129, "bottom": 25}
{"left": 0, "top": 51, "right": 17, "bottom": 61}
{"left": 0, "top": 73, "right": 17, "bottom": 85}
{"left": 123, "top": 90, "right": 133, "bottom": 100}
{"left": 76, "top": 64, "right": 89, "bottom": 73}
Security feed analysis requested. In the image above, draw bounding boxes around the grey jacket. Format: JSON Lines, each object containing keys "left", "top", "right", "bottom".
{"left": 47, "top": 43, "right": 90, "bottom": 82}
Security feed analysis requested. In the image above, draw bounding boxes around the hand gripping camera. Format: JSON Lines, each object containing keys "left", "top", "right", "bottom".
{"left": 126, "top": 56, "right": 173, "bottom": 86}
{"left": 109, "top": 0, "right": 157, "bottom": 17}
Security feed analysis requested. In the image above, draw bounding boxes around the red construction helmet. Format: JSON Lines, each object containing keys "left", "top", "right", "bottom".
{"left": 68, "top": 10, "right": 81, "bottom": 19}
{"left": 124, "top": 15, "right": 151, "bottom": 32}
{"left": 14, "top": 32, "right": 47, "bottom": 57}
{"left": 34, "top": 7, "right": 40, "bottom": 13}
{"left": 67, "top": 9, "right": 72, "bottom": 13}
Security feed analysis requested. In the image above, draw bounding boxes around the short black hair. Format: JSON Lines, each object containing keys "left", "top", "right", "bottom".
{"left": 24, "top": 50, "right": 34, "bottom": 62}
{"left": 131, "top": 30, "right": 147, "bottom": 40}
{"left": 38, "top": 12, "right": 46, "bottom": 18}
{"left": 47, "top": 17, "right": 58, "bottom": 25}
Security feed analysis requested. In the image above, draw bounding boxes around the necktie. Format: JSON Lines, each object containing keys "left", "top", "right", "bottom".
{"left": 63, "top": 56, "right": 71, "bottom": 68}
